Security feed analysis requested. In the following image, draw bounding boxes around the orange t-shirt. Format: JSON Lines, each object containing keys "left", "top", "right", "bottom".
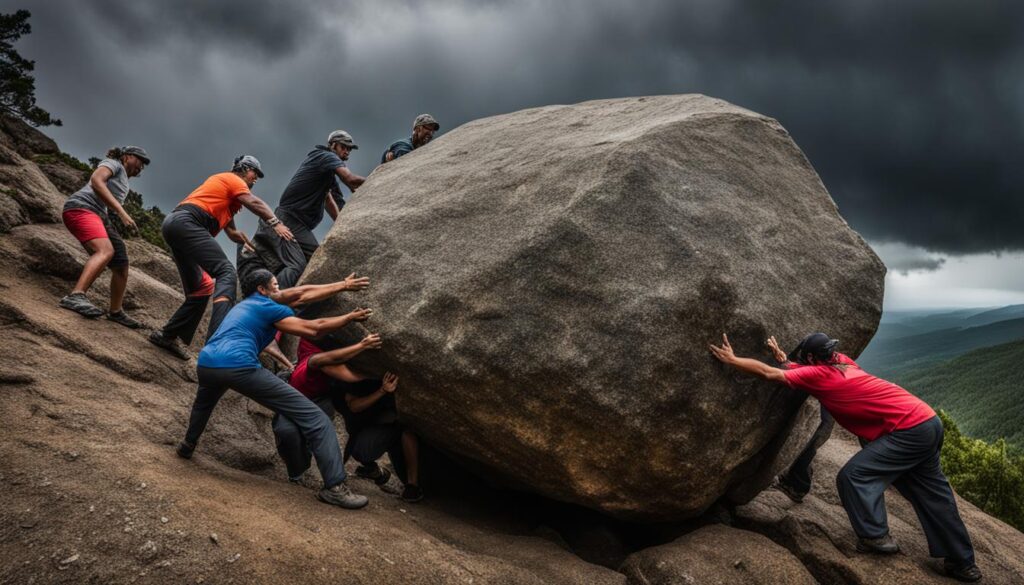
{"left": 179, "top": 172, "right": 249, "bottom": 230}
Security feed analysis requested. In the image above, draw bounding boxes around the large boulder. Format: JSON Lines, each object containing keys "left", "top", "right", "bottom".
{"left": 301, "top": 94, "right": 885, "bottom": 521}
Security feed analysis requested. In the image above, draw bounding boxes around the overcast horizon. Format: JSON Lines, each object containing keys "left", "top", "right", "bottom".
{"left": 4, "top": 0, "right": 1022, "bottom": 311}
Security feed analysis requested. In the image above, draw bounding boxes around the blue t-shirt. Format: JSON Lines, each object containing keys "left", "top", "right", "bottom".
{"left": 198, "top": 294, "right": 294, "bottom": 369}
{"left": 380, "top": 137, "right": 414, "bottom": 164}
{"left": 277, "top": 145, "right": 346, "bottom": 230}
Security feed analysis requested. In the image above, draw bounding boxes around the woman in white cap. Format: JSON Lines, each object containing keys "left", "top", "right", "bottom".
{"left": 60, "top": 145, "right": 150, "bottom": 327}
{"left": 148, "top": 155, "right": 294, "bottom": 360}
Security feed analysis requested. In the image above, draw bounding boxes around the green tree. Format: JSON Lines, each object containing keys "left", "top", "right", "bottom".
{"left": 0, "top": 10, "right": 60, "bottom": 126}
{"left": 939, "top": 410, "right": 1024, "bottom": 530}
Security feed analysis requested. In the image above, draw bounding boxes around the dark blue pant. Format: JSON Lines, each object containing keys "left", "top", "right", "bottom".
{"left": 160, "top": 206, "right": 237, "bottom": 344}
{"left": 780, "top": 406, "right": 835, "bottom": 495}
{"left": 185, "top": 367, "right": 347, "bottom": 488}
{"left": 272, "top": 395, "right": 335, "bottom": 480}
{"left": 836, "top": 416, "right": 975, "bottom": 563}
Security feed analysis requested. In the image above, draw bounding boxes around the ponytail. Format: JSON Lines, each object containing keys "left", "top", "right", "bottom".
{"left": 106, "top": 146, "right": 125, "bottom": 160}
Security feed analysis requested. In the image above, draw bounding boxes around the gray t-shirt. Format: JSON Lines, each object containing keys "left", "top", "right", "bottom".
{"left": 64, "top": 159, "right": 129, "bottom": 217}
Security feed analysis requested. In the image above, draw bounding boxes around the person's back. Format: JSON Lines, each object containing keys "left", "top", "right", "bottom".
{"left": 277, "top": 146, "right": 346, "bottom": 231}
{"left": 198, "top": 294, "right": 293, "bottom": 369}
{"left": 783, "top": 353, "right": 935, "bottom": 441}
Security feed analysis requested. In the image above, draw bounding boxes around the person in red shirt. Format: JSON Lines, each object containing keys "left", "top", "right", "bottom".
{"left": 710, "top": 332, "right": 981, "bottom": 583}
{"left": 148, "top": 155, "right": 295, "bottom": 360}
{"left": 275, "top": 337, "right": 424, "bottom": 502}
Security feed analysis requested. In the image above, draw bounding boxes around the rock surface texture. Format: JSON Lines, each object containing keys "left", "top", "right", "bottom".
{"left": 302, "top": 94, "right": 886, "bottom": 521}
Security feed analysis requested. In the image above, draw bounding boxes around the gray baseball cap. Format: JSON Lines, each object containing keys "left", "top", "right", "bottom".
{"left": 233, "top": 154, "right": 264, "bottom": 178}
{"left": 413, "top": 113, "right": 440, "bottom": 131}
{"left": 122, "top": 146, "right": 150, "bottom": 165}
{"left": 327, "top": 130, "right": 358, "bottom": 149}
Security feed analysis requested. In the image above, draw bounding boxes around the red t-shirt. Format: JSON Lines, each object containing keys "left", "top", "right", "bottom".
{"left": 289, "top": 339, "right": 331, "bottom": 399}
{"left": 783, "top": 353, "right": 935, "bottom": 442}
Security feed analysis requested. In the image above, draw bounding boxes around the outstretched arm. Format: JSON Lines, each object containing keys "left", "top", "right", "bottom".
{"left": 336, "top": 166, "right": 365, "bottom": 191}
{"left": 346, "top": 373, "right": 399, "bottom": 413}
{"left": 273, "top": 308, "right": 372, "bottom": 339}
{"left": 269, "top": 272, "right": 370, "bottom": 307}
{"left": 238, "top": 193, "right": 295, "bottom": 242}
{"left": 308, "top": 334, "right": 381, "bottom": 369}
{"left": 709, "top": 333, "right": 787, "bottom": 383}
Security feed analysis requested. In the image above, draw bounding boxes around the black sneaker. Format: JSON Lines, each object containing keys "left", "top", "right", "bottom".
{"left": 317, "top": 481, "right": 368, "bottom": 509}
{"left": 944, "top": 560, "right": 983, "bottom": 583}
{"left": 401, "top": 484, "right": 423, "bottom": 503}
{"left": 176, "top": 440, "right": 195, "bottom": 459}
{"left": 856, "top": 534, "right": 900, "bottom": 554}
{"left": 149, "top": 330, "right": 190, "bottom": 360}
{"left": 59, "top": 292, "right": 104, "bottom": 319}
{"left": 355, "top": 463, "right": 392, "bottom": 486}
{"left": 107, "top": 310, "right": 143, "bottom": 329}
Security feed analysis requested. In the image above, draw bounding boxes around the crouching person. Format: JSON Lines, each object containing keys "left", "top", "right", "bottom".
{"left": 176, "top": 268, "right": 371, "bottom": 510}
{"left": 276, "top": 337, "right": 423, "bottom": 502}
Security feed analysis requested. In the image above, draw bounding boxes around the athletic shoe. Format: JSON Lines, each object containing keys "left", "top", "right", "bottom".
{"left": 355, "top": 463, "right": 392, "bottom": 486}
{"left": 148, "top": 330, "right": 190, "bottom": 360}
{"left": 107, "top": 310, "right": 142, "bottom": 329}
{"left": 773, "top": 475, "right": 807, "bottom": 503}
{"left": 856, "top": 534, "right": 900, "bottom": 554}
{"left": 176, "top": 440, "right": 195, "bottom": 459}
{"left": 401, "top": 484, "right": 424, "bottom": 503}
{"left": 59, "top": 293, "right": 104, "bottom": 319}
{"left": 317, "top": 481, "right": 369, "bottom": 509}
{"left": 944, "top": 560, "right": 983, "bottom": 583}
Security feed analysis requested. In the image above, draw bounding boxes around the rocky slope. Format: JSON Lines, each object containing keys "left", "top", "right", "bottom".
{"left": 1, "top": 115, "right": 1023, "bottom": 584}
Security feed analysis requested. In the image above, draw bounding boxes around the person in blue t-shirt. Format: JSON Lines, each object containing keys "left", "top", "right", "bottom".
{"left": 248, "top": 130, "right": 367, "bottom": 289}
{"left": 177, "top": 268, "right": 373, "bottom": 509}
{"left": 379, "top": 113, "right": 440, "bottom": 164}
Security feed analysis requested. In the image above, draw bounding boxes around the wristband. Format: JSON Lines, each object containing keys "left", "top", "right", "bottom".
{"left": 267, "top": 217, "right": 281, "bottom": 227}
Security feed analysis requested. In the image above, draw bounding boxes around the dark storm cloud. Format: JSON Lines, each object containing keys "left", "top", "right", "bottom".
{"left": 2, "top": 0, "right": 1021, "bottom": 254}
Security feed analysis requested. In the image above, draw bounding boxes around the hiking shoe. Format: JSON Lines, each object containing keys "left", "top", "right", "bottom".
{"left": 59, "top": 292, "right": 103, "bottom": 319}
{"left": 944, "top": 560, "right": 983, "bottom": 583}
{"left": 317, "top": 481, "right": 368, "bottom": 509}
{"left": 401, "top": 484, "right": 424, "bottom": 503}
{"left": 857, "top": 534, "right": 900, "bottom": 554}
{"left": 149, "top": 330, "right": 190, "bottom": 360}
{"left": 773, "top": 476, "right": 807, "bottom": 503}
{"left": 176, "top": 440, "right": 195, "bottom": 460}
{"left": 355, "top": 463, "right": 392, "bottom": 486}
{"left": 107, "top": 310, "right": 143, "bottom": 329}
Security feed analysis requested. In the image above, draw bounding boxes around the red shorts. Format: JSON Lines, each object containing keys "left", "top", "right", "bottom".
{"left": 62, "top": 208, "right": 109, "bottom": 242}
{"left": 62, "top": 208, "right": 129, "bottom": 267}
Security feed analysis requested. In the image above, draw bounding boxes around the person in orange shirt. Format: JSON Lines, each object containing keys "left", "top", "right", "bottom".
{"left": 149, "top": 155, "right": 294, "bottom": 360}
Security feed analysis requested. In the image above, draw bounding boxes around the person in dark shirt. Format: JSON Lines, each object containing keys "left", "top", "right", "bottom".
{"left": 252, "top": 130, "right": 366, "bottom": 289}
{"left": 279, "top": 337, "right": 424, "bottom": 502}
{"left": 380, "top": 113, "right": 440, "bottom": 164}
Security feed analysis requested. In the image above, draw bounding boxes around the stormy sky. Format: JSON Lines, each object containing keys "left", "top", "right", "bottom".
{"left": 4, "top": 0, "right": 1023, "bottom": 309}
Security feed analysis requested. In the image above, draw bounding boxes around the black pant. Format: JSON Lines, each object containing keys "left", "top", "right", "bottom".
{"left": 185, "top": 366, "right": 347, "bottom": 487}
{"left": 160, "top": 205, "right": 237, "bottom": 344}
{"left": 780, "top": 405, "right": 835, "bottom": 495}
{"left": 255, "top": 208, "right": 320, "bottom": 289}
{"left": 836, "top": 416, "right": 975, "bottom": 564}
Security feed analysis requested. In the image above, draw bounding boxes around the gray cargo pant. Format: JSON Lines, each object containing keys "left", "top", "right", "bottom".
{"left": 836, "top": 415, "right": 975, "bottom": 564}
{"left": 185, "top": 366, "right": 347, "bottom": 488}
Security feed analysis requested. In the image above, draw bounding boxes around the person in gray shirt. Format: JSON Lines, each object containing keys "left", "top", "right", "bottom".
{"left": 60, "top": 145, "right": 149, "bottom": 327}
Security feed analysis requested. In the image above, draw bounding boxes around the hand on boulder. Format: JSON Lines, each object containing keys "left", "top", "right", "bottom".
{"left": 359, "top": 333, "right": 382, "bottom": 349}
{"left": 380, "top": 372, "right": 399, "bottom": 394}
{"left": 709, "top": 333, "right": 736, "bottom": 364}
{"left": 342, "top": 272, "right": 370, "bottom": 291}
{"left": 766, "top": 336, "right": 787, "bottom": 363}
{"left": 347, "top": 308, "right": 373, "bottom": 323}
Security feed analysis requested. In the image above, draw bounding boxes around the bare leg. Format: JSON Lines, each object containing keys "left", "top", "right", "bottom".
{"left": 109, "top": 265, "right": 129, "bottom": 313}
{"left": 72, "top": 239, "right": 114, "bottom": 294}
{"left": 402, "top": 430, "right": 419, "bottom": 486}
